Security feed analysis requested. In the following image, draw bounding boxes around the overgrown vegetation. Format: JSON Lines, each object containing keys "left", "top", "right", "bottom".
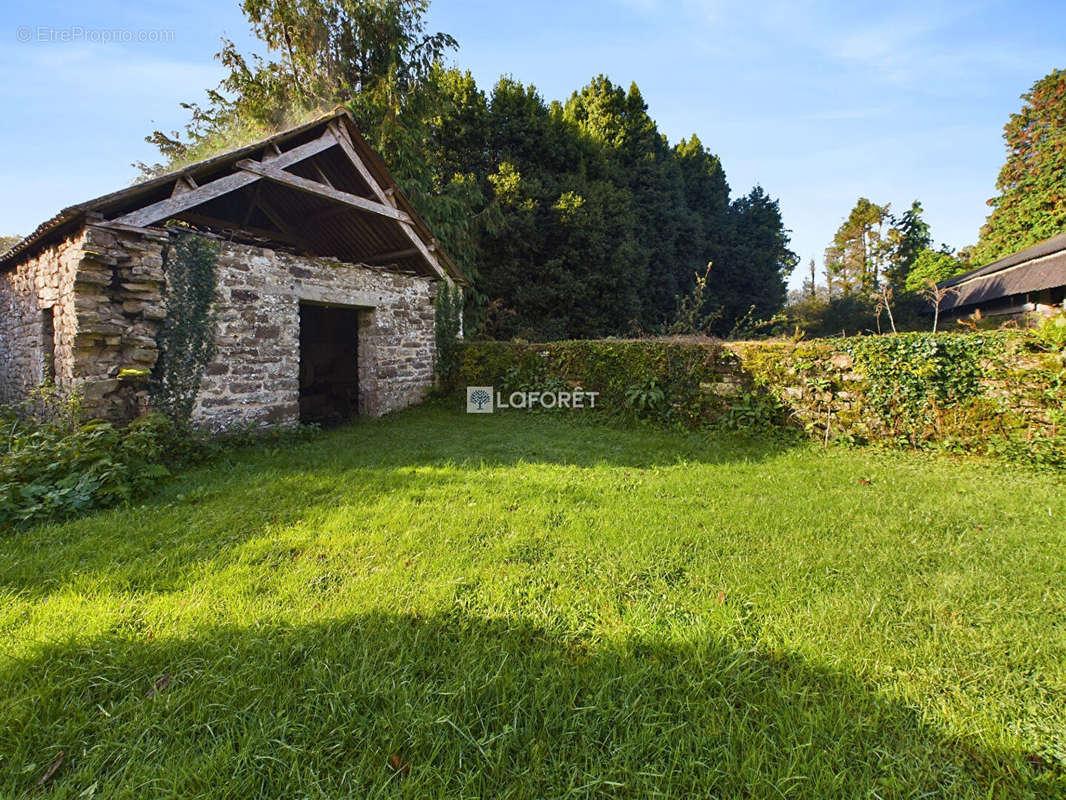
{"left": 458, "top": 331, "right": 1065, "bottom": 466}
{"left": 0, "top": 404, "right": 179, "bottom": 527}
{"left": 846, "top": 333, "right": 995, "bottom": 438}
{"left": 433, "top": 281, "right": 464, "bottom": 390}
{"left": 458, "top": 339, "right": 745, "bottom": 429}
{"left": 1032, "top": 309, "right": 1066, "bottom": 352}
{"left": 2, "top": 407, "right": 1064, "bottom": 797}
{"left": 0, "top": 391, "right": 317, "bottom": 528}
{"left": 144, "top": 0, "right": 796, "bottom": 340}
{"left": 150, "top": 232, "right": 221, "bottom": 423}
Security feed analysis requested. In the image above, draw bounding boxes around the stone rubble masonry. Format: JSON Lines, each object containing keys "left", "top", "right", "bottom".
{"left": 195, "top": 239, "right": 437, "bottom": 429}
{"left": 0, "top": 223, "right": 167, "bottom": 420}
{"left": 0, "top": 224, "right": 439, "bottom": 428}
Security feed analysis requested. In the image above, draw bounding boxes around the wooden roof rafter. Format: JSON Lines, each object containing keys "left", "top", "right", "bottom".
{"left": 1, "top": 109, "right": 467, "bottom": 285}
{"left": 233, "top": 158, "right": 411, "bottom": 223}
{"left": 114, "top": 130, "right": 338, "bottom": 229}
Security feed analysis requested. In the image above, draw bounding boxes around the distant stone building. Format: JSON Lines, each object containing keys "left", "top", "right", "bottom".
{"left": 939, "top": 234, "right": 1066, "bottom": 322}
{"left": 0, "top": 110, "right": 466, "bottom": 427}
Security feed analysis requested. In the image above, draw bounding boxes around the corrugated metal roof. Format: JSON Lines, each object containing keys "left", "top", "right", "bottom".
{"left": 939, "top": 234, "right": 1066, "bottom": 311}
{"left": 0, "top": 109, "right": 467, "bottom": 285}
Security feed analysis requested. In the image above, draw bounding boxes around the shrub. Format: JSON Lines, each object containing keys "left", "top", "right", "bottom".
{"left": 0, "top": 403, "right": 319, "bottom": 529}
{"left": 0, "top": 415, "right": 172, "bottom": 527}
{"left": 1031, "top": 311, "right": 1066, "bottom": 352}
{"left": 434, "top": 282, "right": 464, "bottom": 390}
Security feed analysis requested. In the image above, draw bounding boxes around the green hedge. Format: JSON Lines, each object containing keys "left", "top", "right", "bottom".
{"left": 456, "top": 339, "right": 763, "bottom": 428}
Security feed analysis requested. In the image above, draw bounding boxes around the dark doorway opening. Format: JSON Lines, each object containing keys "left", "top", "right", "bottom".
{"left": 40, "top": 306, "right": 56, "bottom": 383}
{"left": 299, "top": 303, "right": 360, "bottom": 426}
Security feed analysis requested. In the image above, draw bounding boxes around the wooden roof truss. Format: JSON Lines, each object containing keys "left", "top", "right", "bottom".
{"left": 112, "top": 118, "right": 448, "bottom": 281}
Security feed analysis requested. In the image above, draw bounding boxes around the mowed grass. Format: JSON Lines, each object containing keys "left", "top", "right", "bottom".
{"left": 1, "top": 406, "right": 1064, "bottom": 798}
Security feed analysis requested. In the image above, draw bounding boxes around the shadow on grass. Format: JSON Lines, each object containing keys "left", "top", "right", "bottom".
{"left": 1, "top": 610, "right": 1052, "bottom": 799}
{"left": 0, "top": 405, "right": 800, "bottom": 599}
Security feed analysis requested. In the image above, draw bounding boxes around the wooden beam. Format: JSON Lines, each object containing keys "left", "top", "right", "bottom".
{"left": 175, "top": 211, "right": 313, "bottom": 250}
{"left": 234, "top": 159, "right": 411, "bottom": 223}
{"left": 255, "top": 195, "right": 304, "bottom": 244}
{"left": 399, "top": 221, "right": 446, "bottom": 280}
{"left": 365, "top": 247, "right": 419, "bottom": 264}
{"left": 327, "top": 120, "right": 391, "bottom": 204}
{"left": 115, "top": 131, "right": 337, "bottom": 228}
{"left": 311, "top": 162, "right": 334, "bottom": 188}
{"left": 170, "top": 175, "right": 198, "bottom": 198}
{"left": 241, "top": 182, "right": 263, "bottom": 227}
{"left": 326, "top": 120, "right": 446, "bottom": 280}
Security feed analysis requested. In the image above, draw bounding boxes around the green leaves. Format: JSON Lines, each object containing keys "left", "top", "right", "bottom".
{"left": 434, "top": 282, "right": 463, "bottom": 390}
{"left": 847, "top": 333, "right": 997, "bottom": 442}
{"left": 624, "top": 378, "right": 665, "bottom": 414}
{"left": 903, "top": 249, "right": 966, "bottom": 294}
{"left": 150, "top": 232, "right": 220, "bottom": 424}
{"left": 974, "top": 69, "right": 1066, "bottom": 265}
{"left": 1031, "top": 311, "right": 1066, "bottom": 353}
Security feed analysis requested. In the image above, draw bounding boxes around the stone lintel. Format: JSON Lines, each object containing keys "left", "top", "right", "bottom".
{"left": 294, "top": 284, "right": 393, "bottom": 308}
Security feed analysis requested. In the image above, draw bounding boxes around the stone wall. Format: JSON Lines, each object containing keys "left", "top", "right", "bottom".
{"left": 0, "top": 231, "right": 83, "bottom": 405}
{"left": 193, "top": 239, "right": 437, "bottom": 429}
{"left": 456, "top": 335, "right": 1064, "bottom": 463}
{"left": 72, "top": 224, "right": 168, "bottom": 419}
{"left": 0, "top": 223, "right": 165, "bottom": 419}
{"left": 1, "top": 226, "right": 438, "bottom": 427}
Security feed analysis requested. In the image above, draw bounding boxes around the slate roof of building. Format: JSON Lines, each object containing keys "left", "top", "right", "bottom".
{"left": 939, "top": 233, "right": 1066, "bottom": 311}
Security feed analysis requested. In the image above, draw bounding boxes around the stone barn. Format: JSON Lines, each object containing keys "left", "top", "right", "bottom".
{"left": 0, "top": 110, "right": 466, "bottom": 427}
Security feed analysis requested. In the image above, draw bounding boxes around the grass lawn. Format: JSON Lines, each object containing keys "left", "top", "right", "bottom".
{"left": 1, "top": 405, "right": 1064, "bottom": 798}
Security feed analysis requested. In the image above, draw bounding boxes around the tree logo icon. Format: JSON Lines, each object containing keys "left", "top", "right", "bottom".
{"left": 466, "top": 387, "right": 494, "bottom": 414}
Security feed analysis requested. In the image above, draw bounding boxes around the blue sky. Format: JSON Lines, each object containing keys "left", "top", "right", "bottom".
{"left": 1, "top": 0, "right": 1063, "bottom": 288}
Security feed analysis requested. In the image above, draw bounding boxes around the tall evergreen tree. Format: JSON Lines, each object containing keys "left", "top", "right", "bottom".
{"left": 975, "top": 68, "right": 1066, "bottom": 264}
{"left": 825, "top": 198, "right": 892, "bottom": 293}
{"left": 146, "top": 0, "right": 797, "bottom": 341}
{"left": 887, "top": 200, "right": 932, "bottom": 291}
{"left": 719, "top": 187, "right": 796, "bottom": 329}
{"left": 564, "top": 78, "right": 692, "bottom": 328}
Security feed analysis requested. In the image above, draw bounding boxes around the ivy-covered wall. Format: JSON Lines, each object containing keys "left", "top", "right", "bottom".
{"left": 456, "top": 333, "right": 1066, "bottom": 466}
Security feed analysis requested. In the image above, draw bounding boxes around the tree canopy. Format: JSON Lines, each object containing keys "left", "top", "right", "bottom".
{"left": 974, "top": 68, "right": 1066, "bottom": 264}
{"left": 147, "top": 0, "right": 796, "bottom": 340}
{"left": 904, "top": 249, "right": 967, "bottom": 294}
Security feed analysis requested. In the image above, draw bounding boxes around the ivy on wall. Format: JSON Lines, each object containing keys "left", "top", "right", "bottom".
{"left": 846, "top": 333, "right": 1000, "bottom": 441}
{"left": 457, "top": 333, "right": 1065, "bottom": 468}
{"left": 150, "top": 232, "right": 220, "bottom": 423}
